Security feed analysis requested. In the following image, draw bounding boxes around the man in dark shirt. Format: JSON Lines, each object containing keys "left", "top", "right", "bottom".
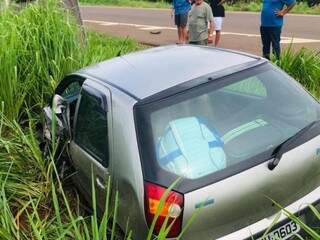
{"left": 260, "top": 0, "right": 296, "bottom": 59}
{"left": 210, "top": 0, "right": 225, "bottom": 46}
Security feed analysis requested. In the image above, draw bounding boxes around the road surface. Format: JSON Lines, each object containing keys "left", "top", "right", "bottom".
{"left": 81, "top": 6, "right": 320, "bottom": 55}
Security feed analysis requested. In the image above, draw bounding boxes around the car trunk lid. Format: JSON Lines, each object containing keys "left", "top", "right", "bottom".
{"left": 182, "top": 135, "right": 320, "bottom": 239}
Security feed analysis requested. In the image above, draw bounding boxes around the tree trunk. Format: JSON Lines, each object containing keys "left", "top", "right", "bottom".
{"left": 62, "top": 0, "right": 86, "bottom": 42}
{"left": 62, "top": 0, "right": 83, "bottom": 26}
{"left": 4, "top": 0, "right": 11, "bottom": 8}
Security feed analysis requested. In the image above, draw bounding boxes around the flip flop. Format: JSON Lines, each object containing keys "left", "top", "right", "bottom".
{"left": 150, "top": 30, "right": 162, "bottom": 34}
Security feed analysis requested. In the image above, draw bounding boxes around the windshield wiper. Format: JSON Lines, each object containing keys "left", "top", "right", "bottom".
{"left": 268, "top": 120, "right": 320, "bottom": 170}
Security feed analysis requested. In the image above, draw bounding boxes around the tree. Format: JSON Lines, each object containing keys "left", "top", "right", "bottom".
{"left": 62, "top": 0, "right": 83, "bottom": 26}
{"left": 62, "top": 0, "right": 86, "bottom": 42}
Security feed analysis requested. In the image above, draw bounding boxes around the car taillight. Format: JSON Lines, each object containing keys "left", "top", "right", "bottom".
{"left": 144, "top": 181, "right": 184, "bottom": 238}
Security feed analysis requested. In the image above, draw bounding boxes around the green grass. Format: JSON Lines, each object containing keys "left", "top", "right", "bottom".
{"left": 269, "top": 200, "right": 320, "bottom": 240}
{"left": 0, "top": 1, "right": 140, "bottom": 121}
{"left": 81, "top": 0, "right": 170, "bottom": 8}
{"left": 274, "top": 46, "right": 320, "bottom": 99}
{"left": 0, "top": 1, "right": 140, "bottom": 239}
{"left": 291, "top": 2, "right": 320, "bottom": 14}
{"left": 80, "top": 0, "right": 320, "bottom": 15}
{"left": 224, "top": 0, "right": 261, "bottom": 12}
{"left": 224, "top": 1, "right": 320, "bottom": 14}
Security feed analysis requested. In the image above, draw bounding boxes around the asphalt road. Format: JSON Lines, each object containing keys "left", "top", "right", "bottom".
{"left": 80, "top": 6, "right": 320, "bottom": 55}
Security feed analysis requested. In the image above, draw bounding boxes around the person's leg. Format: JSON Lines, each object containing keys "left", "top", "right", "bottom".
{"left": 181, "top": 26, "right": 188, "bottom": 44}
{"left": 260, "top": 26, "right": 271, "bottom": 60}
{"left": 215, "top": 30, "right": 221, "bottom": 47}
{"left": 180, "top": 13, "right": 188, "bottom": 44}
{"left": 270, "top": 26, "right": 282, "bottom": 59}
{"left": 175, "top": 14, "right": 182, "bottom": 44}
{"left": 214, "top": 17, "right": 223, "bottom": 46}
{"left": 178, "top": 27, "right": 183, "bottom": 44}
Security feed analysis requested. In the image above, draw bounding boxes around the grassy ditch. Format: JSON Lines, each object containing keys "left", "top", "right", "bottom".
{"left": 0, "top": 1, "right": 140, "bottom": 121}
{"left": 0, "top": 1, "right": 141, "bottom": 239}
{"left": 81, "top": 0, "right": 171, "bottom": 8}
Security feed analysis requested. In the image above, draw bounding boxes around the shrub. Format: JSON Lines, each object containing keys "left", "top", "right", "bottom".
{"left": 275, "top": 47, "right": 320, "bottom": 99}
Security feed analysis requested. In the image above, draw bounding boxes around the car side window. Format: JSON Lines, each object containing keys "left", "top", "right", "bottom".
{"left": 75, "top": 87, "right": 109, "bottom": 167}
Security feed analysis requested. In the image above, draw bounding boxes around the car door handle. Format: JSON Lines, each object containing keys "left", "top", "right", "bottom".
{"left": 96, "top": 176, "right": 105, "bottom": 190}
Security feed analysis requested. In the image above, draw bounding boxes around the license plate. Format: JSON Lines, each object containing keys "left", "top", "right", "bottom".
{"left": 257, "top": 221, "right": 301, "bottom": 240}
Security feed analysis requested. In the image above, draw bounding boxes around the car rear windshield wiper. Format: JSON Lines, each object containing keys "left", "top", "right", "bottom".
{"left": 268, "top": 120, "right": 320, "bottom": 170}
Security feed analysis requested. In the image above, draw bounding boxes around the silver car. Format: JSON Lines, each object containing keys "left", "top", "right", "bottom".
{"left": 43, "top": 45, "right": 320, "bottom": 239}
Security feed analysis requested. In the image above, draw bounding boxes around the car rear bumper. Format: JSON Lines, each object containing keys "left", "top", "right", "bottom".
{"left": 216, "top": 185, "right": 320, "bottom": 240}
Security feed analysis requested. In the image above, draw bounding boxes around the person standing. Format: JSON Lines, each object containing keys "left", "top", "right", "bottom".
{"left": 172, "top": 0, "right": 191, "bottom": 44}
{"left": 210, "top": 0, "right": 226, "bottom": 46}
{"left": 260, "top": 0, "right": 296, "bottom": 59}
{"left": 188, "top": 0, "right": 215, "bottom": 45}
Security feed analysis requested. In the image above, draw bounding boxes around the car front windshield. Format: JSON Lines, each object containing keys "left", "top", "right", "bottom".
{"left": 135, "top": 63, "right": 320, "bottom": 192}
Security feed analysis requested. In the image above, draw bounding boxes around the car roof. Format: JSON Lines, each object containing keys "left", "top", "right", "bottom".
{"left": 77, "top": 45, "right": 264, "bottom": 100}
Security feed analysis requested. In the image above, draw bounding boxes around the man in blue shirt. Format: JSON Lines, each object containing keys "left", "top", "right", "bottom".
{"left": 172, "top": 0, "right": 191, "bottom": 44}
{"left": 260, "top": 0, "right": 296, "bottom": 59}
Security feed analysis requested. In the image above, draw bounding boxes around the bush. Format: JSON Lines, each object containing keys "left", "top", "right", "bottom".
{"left": 274, "top": 47, "right": 320, "bottom": 99}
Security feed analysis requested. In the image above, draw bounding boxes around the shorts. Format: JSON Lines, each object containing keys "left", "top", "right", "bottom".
{"left": 175, "top": 13, "right": 188, "bottom": 27}
{"left": 214, "top": 17, "right": 223, "bottom": 31}
{"left": 189, "top": 39, "right": 208, "bottom": 45}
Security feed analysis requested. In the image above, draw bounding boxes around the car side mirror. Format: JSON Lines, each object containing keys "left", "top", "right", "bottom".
{"left": 53, "top": 94, "right": 67, "bottom": 115}
{"left": 42, "top": 94, "right": 71, "bottom": 143}
{"left": 53, "top": 94, "right": 71, "bottom": 139}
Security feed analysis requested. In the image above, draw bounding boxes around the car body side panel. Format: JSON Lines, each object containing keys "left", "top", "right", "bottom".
{"left": 182, "top": 135, "right": 320, "bottom": 239}
{"left": 73, "top": 75, "right": 149, "bottom": 239}
{"left": 107, "top": 86, "right": 149, "bottom": 239}
{"left": 69, "top": 79, "right": 113, "bottom": 211}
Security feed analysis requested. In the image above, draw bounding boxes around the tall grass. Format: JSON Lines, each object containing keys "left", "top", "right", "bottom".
{"left": 0, "top": 146, "right": 125, "bottom": 240}
{"left": 0, "top": 1, "right": 141, "bottom": 239}
{"left": 0, "top": 1, "right": 80, "bottom": 120}
{"left": 0, "top": 107, "right": 47, "bottom": 202}
{"left": 80, "top": 0, "right": 171, "bottom": 8}
{"left": 224, "top": 1, "right": 320, "bottom": 14}
{"left": 274, "top": 47, "right": 320, "bottom": 99}
{"left": 269, "top": 200, "right": 320, "bottom": 240}
{"left": 0, "top": 1, "right": 139, "bottom": 121}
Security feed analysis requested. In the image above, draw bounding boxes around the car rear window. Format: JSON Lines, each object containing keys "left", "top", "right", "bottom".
{"left": 135, "top": 63, "right": 320, "bottom": 193}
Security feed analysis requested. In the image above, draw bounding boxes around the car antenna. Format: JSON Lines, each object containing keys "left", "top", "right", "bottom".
{"left": 117, "top": 36, "right": 130, "bottom": 57}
